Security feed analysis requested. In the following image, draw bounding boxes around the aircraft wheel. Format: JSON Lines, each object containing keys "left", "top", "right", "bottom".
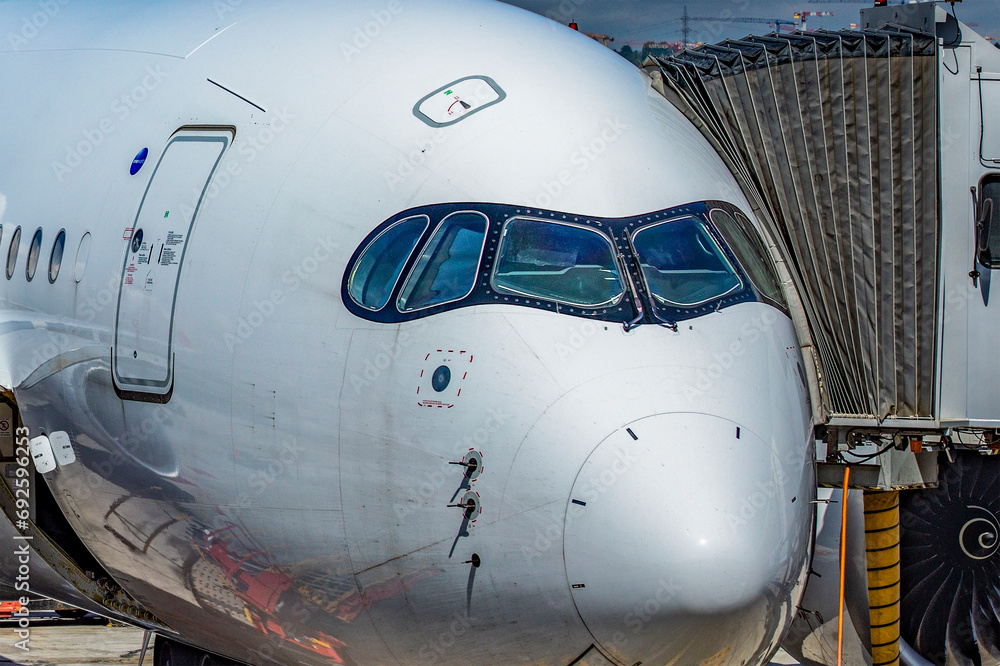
{"left": 900, "top": 451, "right": 1000, "bottom": 665}
{"left": 153, "top": 636, "right": 207, "bottom": 666}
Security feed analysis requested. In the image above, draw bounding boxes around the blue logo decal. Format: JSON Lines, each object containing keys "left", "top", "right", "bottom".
{"left": 130, "top": 148, "right": 148, "bottom": 176}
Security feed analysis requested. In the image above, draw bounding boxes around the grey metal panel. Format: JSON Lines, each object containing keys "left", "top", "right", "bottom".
{"left": 648, "top": 27, "right": 939, "bottom": 420}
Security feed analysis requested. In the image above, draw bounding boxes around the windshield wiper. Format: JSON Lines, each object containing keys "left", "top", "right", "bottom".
{"left": 625, "top": 232, "right": 678, "bottom": 332}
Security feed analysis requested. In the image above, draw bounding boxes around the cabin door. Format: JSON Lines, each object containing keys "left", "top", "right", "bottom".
{"left": 982, "top": 73, "right": 1000, "bottom": 162}
{"left": 113, "top": 127, "right": 232, "bottom": 402}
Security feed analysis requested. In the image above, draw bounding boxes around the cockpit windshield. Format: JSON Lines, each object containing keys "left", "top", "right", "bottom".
{"left": 631, "top": 216, "right": 742, "bottom": 307}
{"left": 492, "top": 218, "right": 624, "bottom": 308}
{"left": 348, "top": 215, "right": 428, "bottom": 311}
{"left": 342, "top": 201, "right": 786, "bottom": 325}
{"left": 398, "top": 212, "right": 488, "bottom": 312}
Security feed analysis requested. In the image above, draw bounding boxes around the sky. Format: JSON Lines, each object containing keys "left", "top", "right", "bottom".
{"left": 500, "top": 0, "right": 998, "bottom": 48}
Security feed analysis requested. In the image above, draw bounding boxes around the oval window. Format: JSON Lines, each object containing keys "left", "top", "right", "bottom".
{"left": 632, "top": 217, "right": 742, "bottom": 307}
{"left": 49, "top": 229, "right": 66, "bottom": 283}
{"left": 348, "top": 216, "right": 429, "bottom": 311}
{"left": 6, "top": 226, "right": 21, "bottom": 280}
{"left": 74, "top": 232, "right": 92, "bottom": 283}
{"left": 492, "top": 218, "right": 623, "bottom": 307}
{"left": 398, "top": 211, "right": 488, "bottom": 312}
{"left": 26, "top": 228, "right": 42, "bottom": 281}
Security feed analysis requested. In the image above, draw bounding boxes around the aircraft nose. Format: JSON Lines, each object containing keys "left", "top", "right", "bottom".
{"left": 564, "top": 412, "right": 806, "bottom": 665}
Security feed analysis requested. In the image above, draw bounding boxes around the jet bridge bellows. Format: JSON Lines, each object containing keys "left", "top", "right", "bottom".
{"left": 647, "top": 27, "right": 939, "bottom": 421}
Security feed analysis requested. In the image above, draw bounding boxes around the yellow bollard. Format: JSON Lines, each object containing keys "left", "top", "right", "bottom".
{"left": 864, "top": 490, "right": 901, "bottom": 666}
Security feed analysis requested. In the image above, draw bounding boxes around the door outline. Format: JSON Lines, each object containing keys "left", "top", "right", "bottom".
{"left": 113, "top": 126, "right": 235, "bottom": 403}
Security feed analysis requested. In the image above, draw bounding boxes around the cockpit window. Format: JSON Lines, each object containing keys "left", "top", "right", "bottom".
{"left": 492, "top": 218, "right": 624, "bottom": 307}
{"left": 632, "top": 216, "right": 742, "bottom": 307}
{"left": 710, "top": 209, "right": 786, "bottom": 307}
{"left": 343, "top": 201, "right": 776, "bottom": 325}
{"left": 348, "top": 215, "right": 428, "bottom": 311}
{"left": 398, "top": 211, "right": 488, "bottom": 312}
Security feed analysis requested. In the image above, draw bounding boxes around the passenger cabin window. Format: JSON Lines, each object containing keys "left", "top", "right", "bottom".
{"left": 710, "top": 210, "right": 786, "bottom": 306}
{"left": 25, "top": 228, "right": 42, "bottom": 281}
{"left": 6, "top": 227, "right": 20, "bottom": 280}
{"left": 398, "top": 212, "right": 488, "bottom": 312}
{"left": 49, "top": 229, "right": 66, "bottom": 283}
{"left": 492, "top": 218, "right": 623, "bottom": 307}
{"left": 348, "top": 215, "right": 428, "bottom": 311}
{"left": 632, "top": 216, "right": 742, "bottom": 307}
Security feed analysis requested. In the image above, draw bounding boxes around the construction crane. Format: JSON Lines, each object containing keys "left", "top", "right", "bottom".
{"left": 794, "top": 10, "right": 833, "bottom": 31}
{"left": 585, "top": 33, "right": 614, "bottom": 46}
{"left": 689, "top": 15, "right": 797, "bottom": 32}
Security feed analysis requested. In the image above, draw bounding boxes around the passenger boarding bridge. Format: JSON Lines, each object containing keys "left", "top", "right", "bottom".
{"left": 651, "top": 6, "right": 1000, "bottom": 666}
{"left": 652, "top": 3, "right": 1000, "bottom": 487}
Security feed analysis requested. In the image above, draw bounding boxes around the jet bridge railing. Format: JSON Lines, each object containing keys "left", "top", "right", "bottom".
{"left": 646, "top": 27, "right": 939, "bottom": 422}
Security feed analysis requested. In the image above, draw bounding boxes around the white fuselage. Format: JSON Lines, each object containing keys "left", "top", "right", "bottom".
{"left": 0, "top": 1, "right": 815, "bottom": 664}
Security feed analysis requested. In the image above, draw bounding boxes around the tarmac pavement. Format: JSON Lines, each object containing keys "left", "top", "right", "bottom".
{"left": 0, "top": 623, "right": 802, "bottom": 665}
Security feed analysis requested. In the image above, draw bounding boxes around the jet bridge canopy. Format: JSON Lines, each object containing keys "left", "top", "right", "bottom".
{"left": 647, "top": 26, "right": 939, "bottom": 421}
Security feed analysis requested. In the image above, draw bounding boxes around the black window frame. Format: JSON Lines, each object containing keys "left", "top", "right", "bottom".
{"left": 491, "top": 216, "right": 626, "bottom": 309}
{"left": 630, "top": 213, "right": 744, "bottom": 309}
{"left": 347, "top": 214, "right": 430, "bottom": 312}
{"left": 709, "top": 208, "right": 788, "bottom": 310}
{"left": 25, "top": 227, "right": 42, "bottom": 282}
{"left": 6, "top": 226, "right": 21, "bottom": 280}
{"left": 978, "top": 173, "right": 1000, "bottom": 269}
{"left": 397, "top": 210, "right": 490, "bottom": 313}
{"left": 49, "top": 228, "right": 67, "bottom": 284}
{"left": 341, "top": 200, "right": 783, "bottom": 325}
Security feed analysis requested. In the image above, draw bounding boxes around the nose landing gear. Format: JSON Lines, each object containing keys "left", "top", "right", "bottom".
{"left": 153, "top": 636, "right": 242, "bottom": 666}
